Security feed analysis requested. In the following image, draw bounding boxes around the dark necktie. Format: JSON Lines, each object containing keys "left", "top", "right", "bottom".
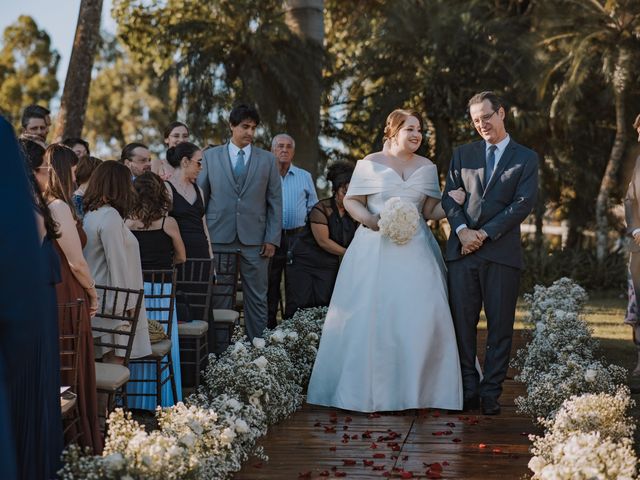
{"left": 234, "top": 149, "right": 246, "bottom": 177}
{"left": 486, "top": 145, "right": 497, "bottom": 182}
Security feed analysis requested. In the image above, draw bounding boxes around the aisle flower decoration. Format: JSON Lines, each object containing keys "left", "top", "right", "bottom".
{"left": 59, "top": 307, "right": 327, "bottom": 479}
{"left": 512, "top": 278, "right": 637, "bottom": 478}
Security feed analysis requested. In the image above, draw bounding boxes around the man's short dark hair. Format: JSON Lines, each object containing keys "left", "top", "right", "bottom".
{"left": 229, "top": 104, "right": 260, "bottom": 127}
{"left": 467, "top": 91, "right": 505, "bottom": 114}
{"left": 21, "top": 104, "right": 49, "bottom": 128}
{"left": 62, "top": 137, "right": 90, "bottom": 154}
{"left": 120, "top": 142, "right": 148, "bottom": 162}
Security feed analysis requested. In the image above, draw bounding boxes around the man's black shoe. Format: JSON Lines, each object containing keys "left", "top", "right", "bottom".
{"left": 462, "top": 396, "right": 480, "bottom": 412}
{"left": 481, "top": 397, "right": 501, "bottom": 415}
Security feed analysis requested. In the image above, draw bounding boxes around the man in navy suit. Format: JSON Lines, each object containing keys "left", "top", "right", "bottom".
{"left": 442, "top": 91, "right": 538, "bottom": 415}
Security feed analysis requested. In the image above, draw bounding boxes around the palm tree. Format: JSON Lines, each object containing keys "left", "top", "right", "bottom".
{"left": 536, "top": 0, "right": 640, "bottom": 261}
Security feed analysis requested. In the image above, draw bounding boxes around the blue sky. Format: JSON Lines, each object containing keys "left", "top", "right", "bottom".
{"left": 0, "top": 0, "right": 116, "bottom": 98}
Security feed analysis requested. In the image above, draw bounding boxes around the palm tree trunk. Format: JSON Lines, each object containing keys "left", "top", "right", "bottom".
{"left": 284, "top": 0, "right": 324, "bottom": 178}
{"left": 595, "top": 48, "right": 630, "bottom": 261}
{"left": 53, "top": 0, "right": 103, "bottom": 141}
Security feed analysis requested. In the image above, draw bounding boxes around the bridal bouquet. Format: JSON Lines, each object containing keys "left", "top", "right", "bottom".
{"left": 378, "top": 197, "right": 420, "bottom": 245}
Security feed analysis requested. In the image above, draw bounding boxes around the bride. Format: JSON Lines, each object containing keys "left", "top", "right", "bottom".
{"left": 306, "top": 109, "right": 465, "bottom": 412}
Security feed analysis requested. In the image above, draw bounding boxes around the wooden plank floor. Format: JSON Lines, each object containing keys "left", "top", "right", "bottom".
{"left": 236, "top": 331, "right": 537, "bottom": 479}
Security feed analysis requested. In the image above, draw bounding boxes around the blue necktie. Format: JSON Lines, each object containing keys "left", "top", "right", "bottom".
{"left": 234, "top": 149, "right": 245, "bottom": 177}
{"left": 486, "top": 145, "right": 497, "bottom": 182}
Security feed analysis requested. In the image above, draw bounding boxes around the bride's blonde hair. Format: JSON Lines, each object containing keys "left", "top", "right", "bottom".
{"left": 383, "top": 109, "right": 423, "bottom": 142}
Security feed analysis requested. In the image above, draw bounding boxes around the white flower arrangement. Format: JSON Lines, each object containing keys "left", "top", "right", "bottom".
{"left": 59, "top": 307, "right": 327, "bottom": 480}
{"left": 528, "top": 432, "right": 637, "bottom": 480}
{"left": 512, "top": 278, "right": 637, "bottom": 479}
{"left": 377, "top": 197, "right": 420, "bottom": 245}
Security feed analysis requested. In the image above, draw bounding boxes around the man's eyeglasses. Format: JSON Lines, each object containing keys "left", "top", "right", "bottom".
{"left": 471, "top": 110, "right": 497, "bottom": 127}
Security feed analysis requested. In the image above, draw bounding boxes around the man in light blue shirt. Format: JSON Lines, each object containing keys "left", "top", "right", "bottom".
{"left": 267, "top": 133, "right": 319, "bottom": 327}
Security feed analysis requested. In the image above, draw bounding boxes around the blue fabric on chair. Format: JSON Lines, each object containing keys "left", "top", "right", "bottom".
{"left": 127, "top": 281, "right": 182, "bottom": 409}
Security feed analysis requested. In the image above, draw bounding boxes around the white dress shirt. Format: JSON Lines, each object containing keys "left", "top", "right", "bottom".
{"left": 228, "top": 141, "right": 252, "bottom": 169}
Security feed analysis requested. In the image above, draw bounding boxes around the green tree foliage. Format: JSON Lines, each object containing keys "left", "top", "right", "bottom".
{"left": 0, "top": 15, "right": 59, "bottom": 128}
{"left": 112, "top": 0, "right": 323, "bottom": 163}
{"left": 532, "top": 0, "right": 640, "bottom": 259}
{"left": 83, "top": 34, "right": 179, "bottom": 156}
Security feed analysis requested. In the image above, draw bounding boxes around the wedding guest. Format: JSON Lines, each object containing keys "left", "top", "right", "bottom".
{"left": 83, "top": 161, "right": 152, "bottom": 360}
{"left": 21, "top": 105, "right": 49, "bottom": 143}
{"left": 121, "top": 142, "right": 152, "bottom": 180}
{"left": 286, "top": 161, "right": 357, "bottom": 315}
{"left": 17, "top": 137, "right": 64, "bottom": 478}
{"left": 198, "top": 104, "right": 282, "bottom": 340}
{"left": 72, "top": 156, "right": 102, "bottom": 221}
{"left": 624, "top": 112, "right": 640, "bottom": 375}
{"left": 267, "top": 134, "right": 318, "bottom": 326}
{"left": 126, "top": 172, "right": 185, "bottom": 408}
{"left": 165, "top": 142, "right": 212, "bottom": 258}
{"left": 63, "top": 137, "right": 91, "bottom": 162}
{"left": 44, "top": 144, "right": 102, "bottom": 452}
{"left": 152, "top": 121, "right": 190, "bottom": 180}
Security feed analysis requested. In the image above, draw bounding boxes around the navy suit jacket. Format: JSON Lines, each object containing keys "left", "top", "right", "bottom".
{"left": 442, "top": 138, "right": 538, "bottom": 269}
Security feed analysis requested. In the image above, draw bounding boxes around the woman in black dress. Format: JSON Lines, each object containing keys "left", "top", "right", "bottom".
{"left": 165, "top": 142, "right": 211, "bottom": 259}
{"left": 286, "top": 161, "right": 357, "bottom": 317}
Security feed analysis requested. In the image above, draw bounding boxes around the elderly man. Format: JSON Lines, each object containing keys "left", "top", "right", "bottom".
{"left": 120, "top": 142, "right": 151, "bottom": 180}
{"left": 267, "top": 133, "right": 318, "bottom": 327}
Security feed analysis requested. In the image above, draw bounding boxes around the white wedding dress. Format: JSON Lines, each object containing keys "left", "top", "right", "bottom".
{"left": 306, "top": 159, "right": 463, "bottom": 412}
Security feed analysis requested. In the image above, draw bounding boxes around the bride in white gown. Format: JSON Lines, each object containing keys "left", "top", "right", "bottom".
{"left": 306, "top": 109, "right": 464, "bottom": 412}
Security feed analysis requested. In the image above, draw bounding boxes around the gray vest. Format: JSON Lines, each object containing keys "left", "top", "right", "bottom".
{"left": 231, "top": 156, "right": 249, "bottom": 190}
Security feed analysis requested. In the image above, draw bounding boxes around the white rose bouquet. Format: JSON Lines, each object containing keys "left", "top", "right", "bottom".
{"left": 377, "top": 197, "right": 420, "bottom": 245}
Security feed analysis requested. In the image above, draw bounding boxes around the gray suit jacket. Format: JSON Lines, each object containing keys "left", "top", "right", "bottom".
{"left": 442, "top": 138, "right": 538, "bottom": 269}
{"left": 197, "top": 143, "right": 282, "bottom": 246}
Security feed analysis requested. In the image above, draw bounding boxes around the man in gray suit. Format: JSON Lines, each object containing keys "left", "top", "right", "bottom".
{"left": 198, "top": 104, "right": 282, "bottom": 340}
{"left": 442, "top": 91, "right": 538, "bottom": 415}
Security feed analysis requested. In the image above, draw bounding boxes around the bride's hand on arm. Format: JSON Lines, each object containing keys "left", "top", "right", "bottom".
{"left": 423, "top": 188, "right": 466, "bottom": 221}
{"left": 343, "top": 195, "right": 380, "bottom": 231}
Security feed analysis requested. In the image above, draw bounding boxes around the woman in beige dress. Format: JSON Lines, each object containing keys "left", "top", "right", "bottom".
{"left": 82, "top": 161, "right": 152, "bottom": 360}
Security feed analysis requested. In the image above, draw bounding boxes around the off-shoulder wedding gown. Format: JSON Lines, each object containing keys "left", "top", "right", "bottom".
{"left": 306, "top": 159, "right": 463, "bottom": 412}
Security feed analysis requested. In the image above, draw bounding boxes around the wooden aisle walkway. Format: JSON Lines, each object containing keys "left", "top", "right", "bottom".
{"left": 236, "top": 331, "right": 536, "bottom": 479}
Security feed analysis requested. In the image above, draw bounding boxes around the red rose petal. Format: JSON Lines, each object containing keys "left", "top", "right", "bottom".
{"left": 373, "top": 453, "right": 386, "bottom": 459}
{"left": 298, "top": 471, "right": 312, "bottom": 478}
{"left": 351, "top": 434, "right": 359, "bottom": 440}
{"left": 428, "top": 463, "right": 443, "bottom": 472}
{"left": 426, "top": 471, "right": 442, "bottom": 479}
{"left": 342, "top": 459, "right": 356, "bottom": 466}
{"left": 446, "top": 422, "right": 456, "bottom": 427}
{"left": 363, "top": 459, "right": 374, "bottom": 466}
{"left": 402, "top": 455, "right": 409, "bottom": 461}
{"left": 370, "top": 442, "right": 378, "bottom": 449}
{"left": 452, "top": 438, "right": 462, "bottom": 443}
{"left": 362, "top": 430, "right": 372, "bottom": 439}
{"left": 400, "top": 472, "right": 414, "bottom": 479}
{"left": 373, "top": 464, "right": 386, "bottom": 470}
{"left": 319, "top": 471, "right": 330, "bottom": 477}
{"left": 368, "top": 413, "right": 381, "bottom": 419}
{"left": 345, "top": 416, "right": 353, "bottom": 423}
{"left": 329, "top": 446, "right": 336, "bottom": 451}
{"left": 335, "top": 472, "right": 347, "bottom": 477}
{"left": 324, "top": 426, "right": 336, "bottom": 433}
